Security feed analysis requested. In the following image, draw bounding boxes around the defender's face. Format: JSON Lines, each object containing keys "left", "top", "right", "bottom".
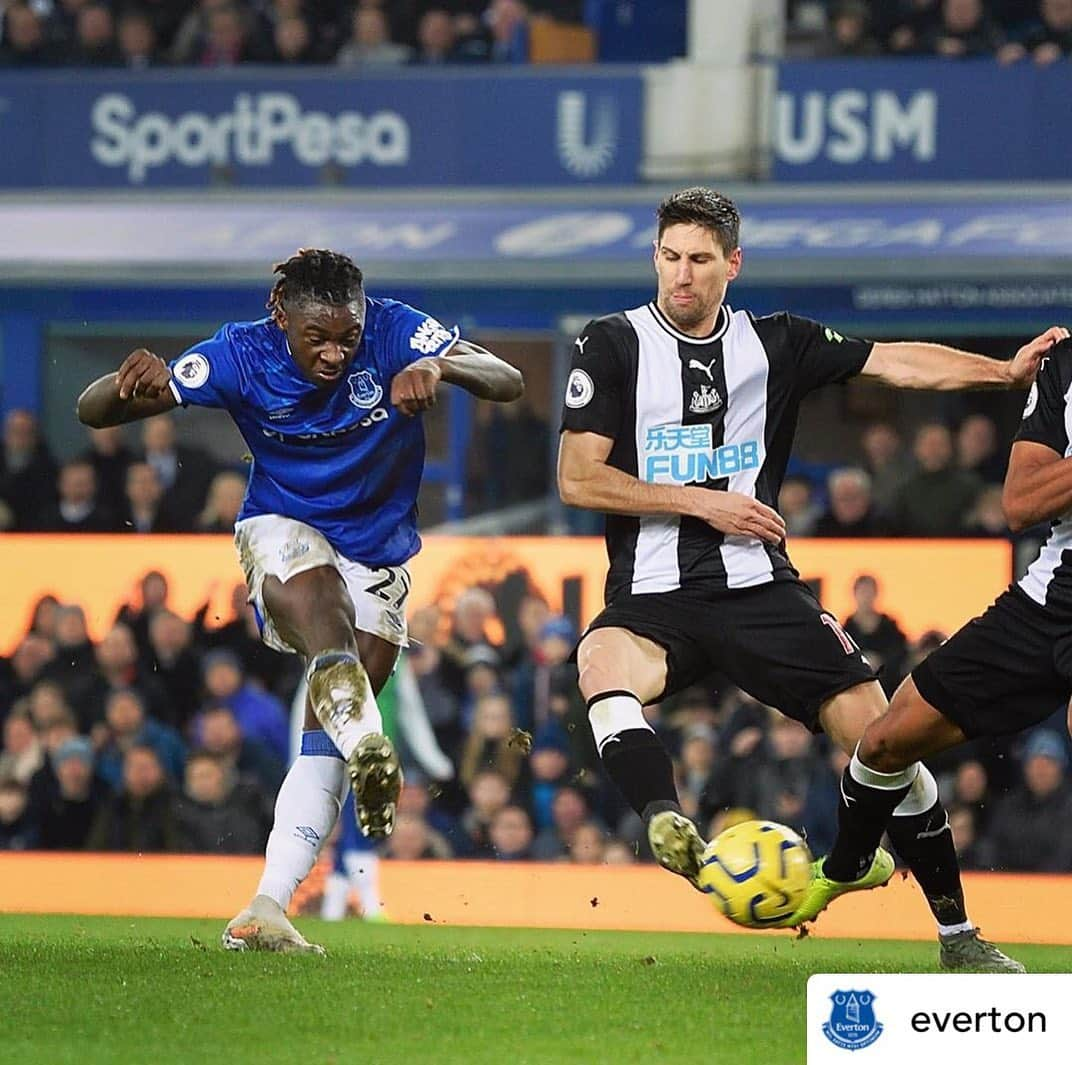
{"left": 280, "top": 301, "right": 364, "bottom": 387}
{"left": 654, "top": 224, "right": 741, "bottom": 334}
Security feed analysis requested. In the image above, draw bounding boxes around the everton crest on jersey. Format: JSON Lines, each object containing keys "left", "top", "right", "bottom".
{"left": 168, "top": 298, "right": 458, "bottom": 567}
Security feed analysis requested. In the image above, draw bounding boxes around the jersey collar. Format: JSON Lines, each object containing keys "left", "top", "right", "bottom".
{"left": 647, "top": 302, "right": 730, "bottom": 345}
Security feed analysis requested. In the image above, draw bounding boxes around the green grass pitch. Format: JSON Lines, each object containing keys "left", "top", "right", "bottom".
{"left": 2, "top": 915, "right": 1069, "bottom": 1065}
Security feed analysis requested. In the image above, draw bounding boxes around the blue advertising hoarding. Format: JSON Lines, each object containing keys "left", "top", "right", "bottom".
{"left": 774, "top": 59, "right": 1072, "bottom": 182}
{"left": 0, "top": 68, "right": 642, "bottom": 188}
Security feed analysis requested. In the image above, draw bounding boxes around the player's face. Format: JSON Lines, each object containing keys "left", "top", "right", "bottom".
{"left": 280, "top": 301, "right": 364, "bottom": 387}
{"left": 654, "top": 224, "right": 741, "bottom": 335}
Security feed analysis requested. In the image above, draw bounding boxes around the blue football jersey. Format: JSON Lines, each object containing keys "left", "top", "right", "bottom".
{"left": 167, "top": 297, "right": 458, "bottom": 566}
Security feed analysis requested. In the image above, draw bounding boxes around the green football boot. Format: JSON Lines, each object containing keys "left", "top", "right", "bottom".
{"left": 771, "top": 847, "right": 896, "bottom": 928}
{"left": 939, "top": 929, "right": 1026, "bottom": 973}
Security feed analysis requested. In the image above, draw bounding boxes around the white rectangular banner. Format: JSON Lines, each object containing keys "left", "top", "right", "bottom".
{"left": 808, "top": 974, "right": 1072, "bottom": 1064}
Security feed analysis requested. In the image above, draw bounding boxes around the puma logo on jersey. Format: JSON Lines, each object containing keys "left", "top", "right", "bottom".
{"left": 688, "top": 357, "right": 718, "bottom": 382}
{"left": 575, "top": 336, "right": 589, "bottom": 355}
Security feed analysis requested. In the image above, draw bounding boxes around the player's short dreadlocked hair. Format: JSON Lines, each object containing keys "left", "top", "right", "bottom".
{"left": 656, "top": 187, "right": 740, "bottom": 255}
{"left": 266, "top": 248, "right": 364, "bottom": 318}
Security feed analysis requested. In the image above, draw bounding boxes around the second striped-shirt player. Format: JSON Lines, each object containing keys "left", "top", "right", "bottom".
{"left": 558, "top": 186, "right": 1066, "bottom": 971}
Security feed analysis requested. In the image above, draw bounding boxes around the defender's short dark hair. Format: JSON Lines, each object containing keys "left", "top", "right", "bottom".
{"left": 656, "top": 187, "right": 741, "bottom": 254}
{"left": 267, "top": 248, "right": 364, "bottom": 317}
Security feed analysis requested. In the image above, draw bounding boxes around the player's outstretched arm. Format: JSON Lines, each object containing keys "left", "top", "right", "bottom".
{"left": 558, "top": 430, "right": 785, "bottom": 544}
{"left": 390, "top": 339, "right": 524, "bottom": 416}
{"left": 77, "top": 348, "right": 178, "bottom": 428}
{"left": 860, "top": 327, "right": 1069, "bottom": 391}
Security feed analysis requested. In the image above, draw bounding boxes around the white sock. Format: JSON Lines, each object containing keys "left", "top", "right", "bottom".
{"left": 892, "top": 761, "right": 938, "bottom": 815}
{"left": 343, "top": 850, "right": 382, "bottom": 918}
{"left": 255, "top": 741, "right": 345, "bottom": 910}
{"left": 320, "top": 872, "right": 351, "bottom": 922}
{"left": 306, "top": 651, "right": 384, "bottom": 760}
{"left": 938, "top": 919, "right": 976, "bottom": 937}
{"left": 587, "top": 691, "right": 652, "bottom": 756}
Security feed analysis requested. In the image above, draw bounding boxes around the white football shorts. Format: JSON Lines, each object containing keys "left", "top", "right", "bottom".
{"left": 234, "top": 514, "right": 410, "bottom": 653}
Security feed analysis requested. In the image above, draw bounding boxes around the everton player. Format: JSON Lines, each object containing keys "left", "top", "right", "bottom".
{"left": 558, "top": 187, "right": 1065, "bottom": 970}
{"left": 78, "top": 249, "right": 524, "bottom": 953}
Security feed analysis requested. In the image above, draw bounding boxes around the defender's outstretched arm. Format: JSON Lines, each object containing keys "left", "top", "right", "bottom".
{"left": 860, "top": 327, "right": 1068, "bottom": 391}
{"left": 77, "top": 348, "right": 178, "bottom": 427}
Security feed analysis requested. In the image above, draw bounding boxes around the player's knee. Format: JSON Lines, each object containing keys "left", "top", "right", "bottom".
{"left": 576, "top": 634, "right": 614, "bottom": 700}
{"left": 857, "top": 719, "right": 912, "bottom": 775}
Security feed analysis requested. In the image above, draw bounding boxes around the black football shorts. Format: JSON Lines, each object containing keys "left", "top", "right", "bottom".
{"left": 580, "top": 578, "right": 878, "bottom": 731}
{"left": 912, "top": 586, "right": 1072, "bottom": 738}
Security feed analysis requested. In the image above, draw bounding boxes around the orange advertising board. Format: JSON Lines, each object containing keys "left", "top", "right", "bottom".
{"left": 0, "top": 534, "right": 1011, "bottom": 654}
{"left": 0, "top": 853, "right": 1067, "bottom": 946}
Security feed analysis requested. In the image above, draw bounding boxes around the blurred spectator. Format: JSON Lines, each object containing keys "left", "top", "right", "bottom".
{"left": 195, "top": 471, "right": 246, "bottom": 533}
{"left": 750, "top": 716, "right": 828, "bottom": 830}
{"left": 981, "top": 730, "right": 1072, "bottom": 871}
{"left": 778, "top": 475, "right": 821, "bottom": 536}
{"left": 64, "top": 3, "right": 120, "bottom": 65}
{"left": 43, "top": 604, "right": 98, "bottom": 713}
{"left": 406, "top": 607, "right": 462, "bottom": 758}
{"left": 956, "top": 413, "right": 1005, "bottom": 485}
{"left": 86, "top": 622, "right": 173, "bottom": 726}
{"left": 79, "top": 426, "right": 135, "bottom": 517}
{"left": 459, "top": 693, "right": 523, "bottom": 788}
{"left": 0, "top": 710, "right": 44, "bottom": 786}
{"left": 466, "top": 400, "right": 550, "bottom": 510}
{"left": 27, "top": 680, "right": 75, "bottom": 733}
{"left": 999, "top": 0, "right": 1072, "bottom": 63}
{"left": 568, "top": 821, "right": 606, "bottom": 863}
{"left": 604, "top": 838, "right": 636, "bottom": 864}
{"left": 204, "top": 582, "right": 292, "bottom": 695}
{"left": 26, "top": 594, "right": 60, "bottom": 641}
{"left": 512, "top": 614, "right": 581, "bottom": 738}
{"left": 116, "top": 569, "right": 170, "bottom": 660}
{"left": 890, "top": 423, "right": 982, "bottom": 535}
{"left": 195, "top": 704, "right": 285, "bottom": 794}
{"left": 141, "top": 414, "right": 218, "bottom": 522}
{"left": 34, "top": 735, "right": 109, "bottom": 849}
{"left": 487, "top": 0, "right": 529, "bottom": 62}
{"left": 148, "top": 609, "right": 203, "bottom": 728}
{"left": 412, "top": 7, "right": 458, "bottom": 61}
{"left": 440, "top": 587, "right": 499, "bottom": 699}
{"left": 843, "top": 575, "right": 908, "bottom": 695}
{"left": 97, "top": 687, "right": 186, "bottom": 789}
{"left": 677, "top": 724, "right": 716, "bottom": 821}
{"left": 0, "top": 633, "right": 56, "bottom": 709}
{"left": 924, "top": 0, "right": 1004, "bottom": 56}
{"left": 87, "top": 745, "right": 180, "bottom": 852}
{"left": 814, "top": 468, "right": 886, "bottom": 537}
{"left": 859, "top": 422, "right": 912, "bottom": 517}
{"left": 0, "top": 4, "right": 56, "bottom": 66}
{"left": 117, "top": 8, "right": 160, "bottom": 67}
{"left": 383, "top": 811, "right": 453, "bottom": 859}
{"left": 457, "top": 767, "right": 511, "bottom": 856}
{"left": 25, "top": 708, "right": 79, "bottom": 815}
{"left": 123, "top": 462, "right": 183, "bottom": 533}
{"left": 174, "top": 750, "right": 271, "bottom": 853}
{"left": 201, "top": 649, "right": 289, "bottom": 762}
{"left": 963, "top": 485, "right": 1011, "bottom": 537}
{"left": 949, "top": 759, "right": 992, "bottom": 834}
{"left": 36, "top": 459, "right": 119, "bottom": 532}
{"left": 0, "top": 409, "right": 57, "bottom": 529}
{"left": 271, "top": 13, "right": 317, "bottom": 61}
{"left": 948, "top": 804, "right": 990, "bottom": 870}
{"left": 531, "top": 783, "right": 591, "bottom": 860}
{"left": 817, "top": 0, "right": 881, "bottom": 55}
{"left": 489, "top": 803, "right": 534, "bottom": 859}
{"left": 195, "top": 1, "right": 270, "bottom": 64}
{"left": 336, "top": 5, "right": 412, "bottom": 65}
{"left": 0, "top": 779, "right": 37, "bottom": 849}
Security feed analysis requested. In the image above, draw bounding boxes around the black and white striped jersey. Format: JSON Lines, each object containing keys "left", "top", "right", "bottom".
{"left": 1015, "top": 338, "right": 1072, "bottom": 611}
{"left": 560, "top": 301, "right": 872, "bottom": 604}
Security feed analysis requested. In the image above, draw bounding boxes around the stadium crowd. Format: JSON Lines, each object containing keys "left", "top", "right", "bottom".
{"left": 0, "top": 0, "right": 581, "bottom": 68}
{"left": 794, "top": 0, "right": 1072, "bottom": 61}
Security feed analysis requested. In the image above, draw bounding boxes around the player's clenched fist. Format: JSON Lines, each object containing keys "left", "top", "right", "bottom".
{"left": 687, "top": 488, "right": 787, "bottom": 544}
{"left": 1006, "top": 326, "right": 1071, "bottom": 389}
{"left": 116, "top": 348, "right": 172, "bottom": 400}
{"left": 391, "top": 357, "right": 442, "bottom": 416}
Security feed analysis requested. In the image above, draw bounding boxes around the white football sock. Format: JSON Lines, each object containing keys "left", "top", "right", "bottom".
{"left": 255, "top": 740, "right": 345, "bottom": 911}
{"left": 320, "top": 872, "right": 351, "bottom": 922}
{"left": 306, "top": 651, "right": 384, "bottom": 760}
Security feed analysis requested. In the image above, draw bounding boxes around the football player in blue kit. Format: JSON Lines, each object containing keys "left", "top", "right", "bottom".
{"left": 77, "top": 248, "right": 524, "bottom": 953}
